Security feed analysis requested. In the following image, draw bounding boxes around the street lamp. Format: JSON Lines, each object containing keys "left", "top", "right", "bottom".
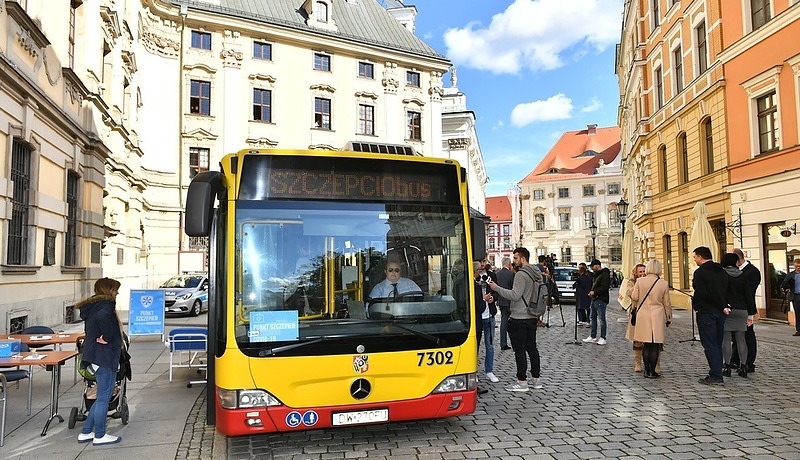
{"left": 617, "top": 197, "right": 629, "bottom": 239}
{"left": 589, "top": 220, "right": 598, "bottom": 260}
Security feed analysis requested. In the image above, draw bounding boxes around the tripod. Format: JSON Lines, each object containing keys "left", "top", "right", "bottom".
{"left": 566, "top": 300, "right": 583, "bottom": 345}
{"left": 543, "top": 296, "right": 565, "bottom": 327}
{"left": 672, "top": 287, "right": 699, "bottom": 345}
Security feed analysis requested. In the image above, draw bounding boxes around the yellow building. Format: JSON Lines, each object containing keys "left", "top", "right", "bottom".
{"left": 617, "top": 0, "right": 730, "bottom": 306}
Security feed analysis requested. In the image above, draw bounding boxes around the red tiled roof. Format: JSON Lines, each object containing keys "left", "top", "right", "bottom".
{"left": 519, "top": 126, "right": 621, "bottom": 184}
{"left": 485, "top": 196, "right": 511, "bottom": 221}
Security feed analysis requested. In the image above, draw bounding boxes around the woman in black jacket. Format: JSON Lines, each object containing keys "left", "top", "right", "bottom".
{"left": 721, "top": 253, "right": 750, "bottom": 378}
{"left": 75, "top": 277, "right": 124, "bottom": 445}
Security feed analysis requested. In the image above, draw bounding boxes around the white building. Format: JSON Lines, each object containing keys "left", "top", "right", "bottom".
{"left": 518, "top": 125, "right": 623, "bottom": 268}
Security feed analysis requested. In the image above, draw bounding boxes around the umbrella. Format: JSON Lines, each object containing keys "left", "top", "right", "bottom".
{"left": 619, "top": 218, "right": 636, "bottom": 310}
{"left": 688, "top": 201, "right": 719, "bottom": 262}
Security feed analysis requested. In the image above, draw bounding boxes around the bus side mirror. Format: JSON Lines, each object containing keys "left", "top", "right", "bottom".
{"left": 470, "top": 217, "right": 486, "bottom": 260}
{"left": 185, "top": 171, "right": 224, "bottom": 237}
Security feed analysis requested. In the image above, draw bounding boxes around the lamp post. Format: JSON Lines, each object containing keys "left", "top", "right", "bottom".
{"left": 589, "top": 220, "right": 598, "bottom": 260}
{"left": 617, "top": 197, "right": 629, "bottom": 239}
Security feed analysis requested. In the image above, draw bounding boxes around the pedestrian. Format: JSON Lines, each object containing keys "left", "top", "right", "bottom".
{"left": 621, "top": 263, "right": 647, "bottom": 372}
{"left": 630, "top": 260, "right": 672, "bottom": 378}
{"left": 473, "top": 259, "right": 499, "bottom": 385}
{"left": 730, "top": 248, "right": 760, "bottom": 371}
{"left": 781, "top": 258, "right": 800, "bottom": 336}
{"left": 583, "top": 259, "right": 610, "bottom": 345}
{"left": 496, "top": 256, "right": 515, "bottom": 351}
{"left": 574, "top": 263, "right": 592, "bottom": 326}
{"left": 75, "top": 277, "right": 125, "bottom": 445}
{"left": 721, "top": 252, "right": 750, "bottom": 378}
{"left": 487, "top": 247, "right": 544, "bottom": 392}
{"left": 692, "top": 246, "right": 731, "bottom": 385}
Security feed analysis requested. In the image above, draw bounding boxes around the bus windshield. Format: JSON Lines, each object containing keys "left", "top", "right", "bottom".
{"left": 234, "top": 201, "right": 470, "bottom": 356}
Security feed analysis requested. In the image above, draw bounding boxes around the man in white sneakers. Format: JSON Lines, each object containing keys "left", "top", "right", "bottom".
{"left": 583, "top": 259, "right": 611, "bottom": 345}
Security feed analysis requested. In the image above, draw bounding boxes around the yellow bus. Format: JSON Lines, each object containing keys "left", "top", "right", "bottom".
{"left": 185, "top": 148, "right": 486, "bottom": 435}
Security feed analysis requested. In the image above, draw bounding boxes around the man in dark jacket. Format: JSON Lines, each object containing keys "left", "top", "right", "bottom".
{"left": 692, "top": 246, "right": 731, "bottom": 385}
{"left": 583, "top": 259, "right": 610, "bottom": 345}
{"left": 781, "top": 258, "right": 800, "bottom": 336}
{"left": 496, "top": 257, "right": 515, "bottom": 350}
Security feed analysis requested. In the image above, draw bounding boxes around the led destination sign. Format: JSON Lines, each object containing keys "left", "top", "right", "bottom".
{"left": 238, "top": 156, "right": 457, "bottom": 204}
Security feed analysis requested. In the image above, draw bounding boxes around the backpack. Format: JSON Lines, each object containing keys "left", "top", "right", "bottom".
{"left": 520, "top": 269, "right": 549, "bottom": 317}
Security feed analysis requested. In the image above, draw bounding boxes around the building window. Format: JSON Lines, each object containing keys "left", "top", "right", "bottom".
{"left": 65, "top": 172, "right": 79, "bottom": 266}
{"left": 664, "top": 234, "right": 673, "bottom": 285}
{"left": 189, "top": 147, "right": 210, "bottom": 179}
{"left": 8, "top": 140, "right": 32, "bottom": 265}
{"left": 358, "top": 104, "right": 374, "bottom": 135}
{"left": 561, "top": 247, "right": 572, "bottom": 264}
{"left": 189, "top": 80, "right": 211, "bottom": 115}
{"left": 44, "top": 229, "right": 56, "bottom": 266}
{"left": 68, "top": 1, "right": 78, "bottom": 68}
{"left": 652, "top": 0, "right": 660, "bottom": 28}
{"left": 533, "top": 189, "right": 544, "bottom": 200}
{"left": 559, "top": 211, "right": 571, "bottom": 230}
{"left": 406, "top": 71, "right": 420, "bottom": 87}
{"left": 558, "top": 187, "right": 570, "bottom": 198}
{"left": 502, "top": 224, "right": 510, "bottom": 236}
{"left": 315, "top": 1, "right": 329, "bottom": 22}
{"left": 253, "top": 88, "right": 272, "bottom": 122}
{"left": 502, "top": 237, "right": 511, "bottom": 249}
{"left": 660, "top": 145, "right": 669, "bottom": 192}
{"left": 610, "top": 246, "right": 622, "bottom": 263}
{"left": 582, "top": 185, "right": 595, "bottom": 197}
{"left": 535, "top": 213, "right": 545, "bottom": 231}
{"left": 584, "top": 211, "right": 596, "bottom": 228}
{"left": 702, "top": 117, "right": 714, "bottom": 173}
{"left": 358, "top": 62, "right": 374, "bottom": 79}
{"left": 609, "top": 209, "right": 620, "bottom": 230}
{"left": 655, "top": 67, "right": 664, "bottom": 110}
{"left": 253, "top": 41, "right": 272, "bottom": 60}
{"left": 314, "top": 97, "right": 331, "bottom": 129}
{"left": 678, "top": 232, "right": 689, "bottom": 289}
{"left": 696, "top": 21, "right": 707, "bottom": 75}
{"left": 488, "top": 226, "right": 497, "bottom": 236}
{"left": 756, "top": 91, "right": 778, "bottom": 154}
{"left": 673, "top": 46, "right": 683, "bottom": 93}
{"left": 191, "top": 31, "right": 211, "bottom": 50}
{"left": 677, "top": 132, "right": 688, "bottom": 184}
{"left": 406, "top": 111, "right": 421, "bottom": 140}
{"left": 751, "top": 0, "right": 771, "bottom": 30}
{"left": 488, "top": 239, "right": 496, "bottom": 249}
{"left": 314, "top": 53, "right": 331, "bottom": 71}
{"left": 607, "top": 183, "right": 620, "bottom": 195}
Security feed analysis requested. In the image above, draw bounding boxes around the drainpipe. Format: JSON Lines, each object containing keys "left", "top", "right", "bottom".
{"left": 177, "top": 4, "right": 187, "bottom": 271}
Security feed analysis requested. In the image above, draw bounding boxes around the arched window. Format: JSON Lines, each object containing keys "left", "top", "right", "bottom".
{"left": 659, "top": 145, "right": 669, "bottom": 192}
{"left": 702, "top": 117, "right": 714, "bottom": 173}
{"left": 315, "top": 1, "right": 329, "bottom": 22}
{"left": 678, "top": 232, "right": 689, "bottom": 289}
{"left": 677, "top": 132, "right": 688, "bottom": 184}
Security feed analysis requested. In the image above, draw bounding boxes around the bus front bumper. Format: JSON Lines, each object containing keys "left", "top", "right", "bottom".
{"left": 215, "top": 389, "right": 477, "bottom": 436}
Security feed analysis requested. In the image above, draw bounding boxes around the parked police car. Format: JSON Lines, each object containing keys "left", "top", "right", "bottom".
{"left": 160, "top": 273, "right": 209, "bottom": 316}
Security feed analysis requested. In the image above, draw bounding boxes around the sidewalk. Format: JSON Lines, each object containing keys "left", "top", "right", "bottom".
{"left": 0, "top": 315, "right": 222, "bottom": 459}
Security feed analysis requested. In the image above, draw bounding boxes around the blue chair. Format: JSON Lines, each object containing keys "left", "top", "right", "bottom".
{"left": 165, "top": 327, "right": 207, "bottom": 386}
{"left": 1, "top": 344, "right": 33, "bottom": 447}
{"left": 21, "top": 326, "right": 56, "bottom": 352}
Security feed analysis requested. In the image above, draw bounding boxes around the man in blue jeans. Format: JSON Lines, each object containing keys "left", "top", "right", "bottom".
{"left": 583, "top": 259, "right": 610, "bottom": 345}
{"left": 692, "top": 246, "right": 731, "bottom": 385}
{"left": 473, "top": 259, "right": 498, "bottom": 388}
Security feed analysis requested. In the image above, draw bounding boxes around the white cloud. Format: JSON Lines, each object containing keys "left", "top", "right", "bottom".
{"left": 581, "top": 97, "right": 603, "bottom": 112}
{"left": 443, "top": 0, "right": 622, "bottom": 74}
{"left": 510, "top": 93, "right": 573, "bottom": 127}
{"left": 491, "top": 120, "right": 505, "bottom": 131}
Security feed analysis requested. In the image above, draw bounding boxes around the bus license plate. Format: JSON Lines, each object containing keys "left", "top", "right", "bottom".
{"left": 332, "top": 409, "right": 388, "bottom": 426}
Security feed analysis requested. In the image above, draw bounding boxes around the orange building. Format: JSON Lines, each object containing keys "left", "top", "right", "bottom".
{"left": 485, "top": 195, "right": 514, "bottom": 268}
{"left": 721, "top": 3, "right": 800, "bottom": 322}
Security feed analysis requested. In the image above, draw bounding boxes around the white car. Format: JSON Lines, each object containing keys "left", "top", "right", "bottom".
{"left": 160, "top": 274, "right": 209, "bottom": 316}
{"left": 551, "top": 267, "right": 579, "bottom": 304}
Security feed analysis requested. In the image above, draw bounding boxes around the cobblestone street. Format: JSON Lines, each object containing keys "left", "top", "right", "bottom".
{"left": 212, "top": 294, "right": 800, "bottom": 459}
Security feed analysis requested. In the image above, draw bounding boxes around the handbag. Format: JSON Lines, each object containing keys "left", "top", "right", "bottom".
{"left": 631, "top": 276, "right": 659, "bottom": 327}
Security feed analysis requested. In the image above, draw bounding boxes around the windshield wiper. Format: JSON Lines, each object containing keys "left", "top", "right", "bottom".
{"left": 320, "top": 318, "right": 447, "bottom": 347}
{"left": 257, "top": 337, "right": 326, "bottom": 356}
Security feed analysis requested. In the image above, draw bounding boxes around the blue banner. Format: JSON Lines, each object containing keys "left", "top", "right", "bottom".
{"left": 129, "top": 290, "right": 165, "bottom": 336}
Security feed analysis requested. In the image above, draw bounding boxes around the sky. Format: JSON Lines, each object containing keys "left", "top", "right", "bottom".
{"left": 408, "top": 0, "right": 624, "bottom": 197}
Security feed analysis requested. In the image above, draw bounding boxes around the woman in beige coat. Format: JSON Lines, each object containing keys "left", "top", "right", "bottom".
{"left": 622, "top": 264, "right": 646, "bottom": 371}
{"left": 630, "top": 259, "right": 672, "bottom": 378}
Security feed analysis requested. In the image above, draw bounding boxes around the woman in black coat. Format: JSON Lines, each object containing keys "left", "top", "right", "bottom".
{"left": 721, "top": 253, "right": 750, "bottom": 378}
{"left": 75, "top": 277, "right": 124, "bottom": 445}
{"left": 574, "top": 263, "right": 593, "bottom": 325}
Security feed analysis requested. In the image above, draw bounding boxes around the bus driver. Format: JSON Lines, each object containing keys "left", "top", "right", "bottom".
{"left": 369, "top": 260, "right": 422, "bottom": 299}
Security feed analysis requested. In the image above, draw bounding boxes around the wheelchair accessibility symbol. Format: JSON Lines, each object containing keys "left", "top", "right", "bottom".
{"left": 286, "top": 410, "right": 319, "bottom": 428}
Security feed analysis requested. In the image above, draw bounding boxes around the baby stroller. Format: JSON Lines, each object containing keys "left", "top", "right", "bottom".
{"left": 68, "top": 338, "right": 131, "bottom": 429}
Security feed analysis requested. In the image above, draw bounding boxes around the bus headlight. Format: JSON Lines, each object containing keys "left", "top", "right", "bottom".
{"left": 432, "top": 373, "right": 477, "bottom": 393}
{"left": 218, "top": 388, "right": 282, "bottom": 409}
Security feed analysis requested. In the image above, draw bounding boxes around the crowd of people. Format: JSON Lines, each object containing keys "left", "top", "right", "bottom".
{"left": 473, "top": 244, "right": 764, "bottom": 392}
